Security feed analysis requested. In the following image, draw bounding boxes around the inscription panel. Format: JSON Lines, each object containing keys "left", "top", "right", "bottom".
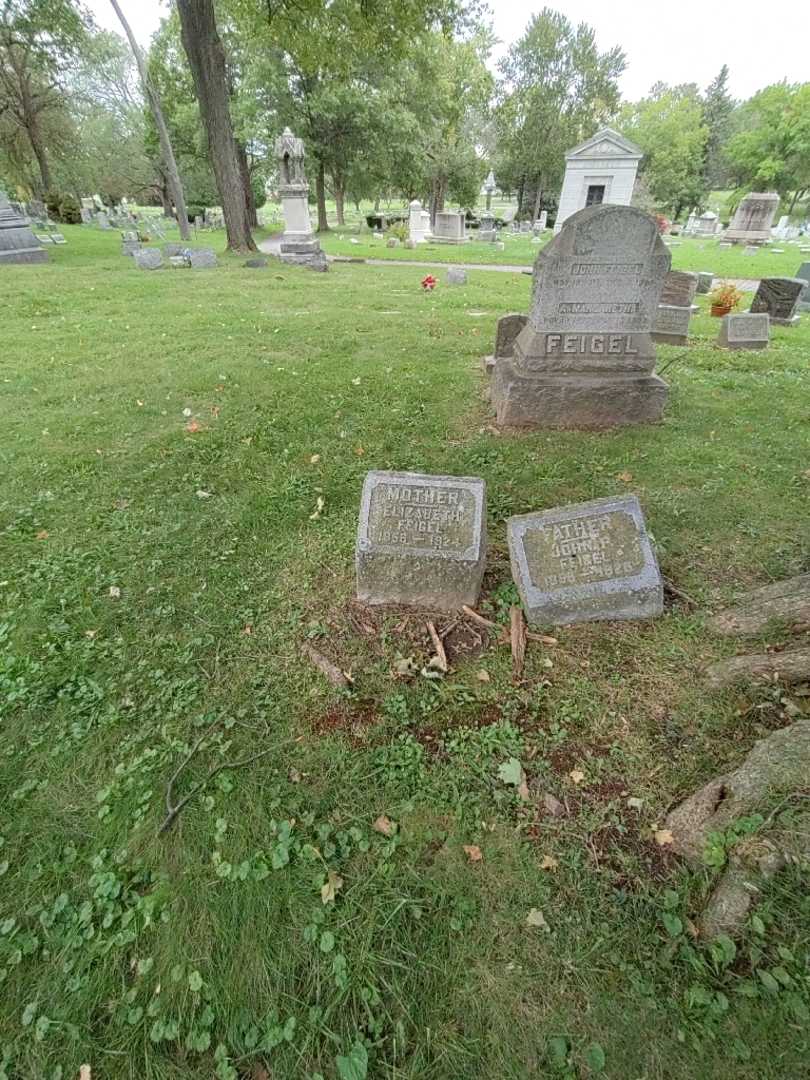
{"left": 522, "top": 511, "right": 645, "bottom": 591}
{"left": 368, "top": 482, "right": 476, "bottom": 554}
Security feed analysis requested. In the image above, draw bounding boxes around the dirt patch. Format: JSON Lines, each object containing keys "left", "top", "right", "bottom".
{"left": 311, "top": 702, "right": 381, "bottom": 747}
{"left": 345, "top": 600, "right": 498, "bottom": 663}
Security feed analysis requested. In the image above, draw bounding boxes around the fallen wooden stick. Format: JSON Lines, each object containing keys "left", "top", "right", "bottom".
{"left": 301, "top": 643, "right": 352, "bottom": 687}
{"left": 510, "top": 606, "right": 527, "bottom": 679}
{"left": 426, "top": 621, "right": 448, "bottom": 672}
{"left": 663, "top": 575, "right": 698, "bottom": 609}
{"left": 462, "top": 605, "right": 498, "bottom": 630}
{"left": 527, "top": 632, "right": 558, "bottom": 646}
{"left": 159, "top": 732, "right": 296, "bottom": 834}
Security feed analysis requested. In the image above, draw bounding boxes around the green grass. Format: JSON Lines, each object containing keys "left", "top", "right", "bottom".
{"left": 317, "top": 224, "right": 810, "bottom": 280}
{"left": 2, "top": 224, "right": 810, "bottom": 1079}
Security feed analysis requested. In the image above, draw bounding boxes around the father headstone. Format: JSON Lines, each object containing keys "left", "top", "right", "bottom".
{"left": 717, "top": 313, "right": 769, "bottom": 351}
{"left": 188, "top": 248, "right": 217, "bottom": 269}
{"left": 0, "top": 187, "right": 48, "bottom": 264}
{"left": 749, "top": 277, "right": 804, "bottom": 325}
{"left": 491, "top": 204, "right": 671, "bottom": 429}
{"left": 356, "top": 471, "right": 486, "bottom": 612}
{"left": 507, "top": 495, "right": 663, "bottom": 626}
{"left": 133, "top": 249, "right": 163, "bottom": 271}
{"left": 725, "top": 193, "right": 780, "bottom": 245}
{"left": 696, "top": 272, "right": 714, "bottom": 295}
{"left": 796, "top": 262, "right": 810, "bottom": 312}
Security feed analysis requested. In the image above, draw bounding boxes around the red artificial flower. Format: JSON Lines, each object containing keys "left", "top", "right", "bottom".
{"left": 421, "top": 274, "right": 437, "bottom": 291}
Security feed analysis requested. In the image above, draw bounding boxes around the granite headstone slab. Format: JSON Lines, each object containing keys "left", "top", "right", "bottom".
{"left": 660, "top": 270, "right": 698, "bottom": 308}
{"left": 491, "top": 204, "right": 671, "bottom": 429}
{"left": 0, "top": 187, "right": 48, "bottom": 264}
{"left": 508, "top": 494, "right": 663, "bottom": 626}
{"left": 188, "top": 248, "right": 217, "bottom": 269}
{"left": 133, "top": 249, "right": 163, "bottom": 271}
{"left": 356, "top": 471, "right": 486, "bottom": 612}
{"left": 717, "top": 313, "right": 770, "bottom": 350}
{"left": 696, "top": 272, "right": 713, "bottom": 295}
{"left": 725, "top": 193, "right": 779, "bottom": 245}
{"left": 749, "top": 277, "right": 804, "bottom": 325}
{"left": 652, "top": 304, "right": 691, "bottom": 345}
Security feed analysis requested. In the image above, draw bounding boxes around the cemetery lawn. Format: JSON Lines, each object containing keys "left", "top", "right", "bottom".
{"left": 3, "top": 224, "right": 810, "bottom": 1080}
{"left": 319, "top": 229, "right": 810, "bottom": 280}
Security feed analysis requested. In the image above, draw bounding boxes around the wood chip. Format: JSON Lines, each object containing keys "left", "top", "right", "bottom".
{"left": 301, "top": 643, "right": 352, "bottom": 688}
{"left": 510, "top": 606, "right": 526, "bottom": 679}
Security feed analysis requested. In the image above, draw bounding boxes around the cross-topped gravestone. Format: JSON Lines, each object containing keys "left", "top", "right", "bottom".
{"left": 491, "top": 204, "right": 671, "bottom": 429}
{"left": 356, "top": 471, "right": 486, "bottom": 612}
{"left": 508, "top": 495, "right": 663, "bottom": 626}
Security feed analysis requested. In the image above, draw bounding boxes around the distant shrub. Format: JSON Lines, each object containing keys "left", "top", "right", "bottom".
{"left": 45, "top": 190, "right": 62, "bottom": 219}
{"left": 58, "top": 194, "right": 81, "bottom": 224}
{"left": 386, "top": 221, "right": 408, "bottom": 242}
{"left": 186, "top": 205, "right": 206, "bottom": 223}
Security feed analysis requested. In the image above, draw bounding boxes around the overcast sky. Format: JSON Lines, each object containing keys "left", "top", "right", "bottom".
{"left": 86, "top": 0, "right": 808, "bottom": 101}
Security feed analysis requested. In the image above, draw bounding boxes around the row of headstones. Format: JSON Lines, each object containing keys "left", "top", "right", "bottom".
{"left": 652, "top": 270, "right": 807, "bottom": 350}
{"left": 125, "top": 241, "right": 218, "bottom": 270}
{"left": 356, "top": 471, "right": 662, "bottom": 626}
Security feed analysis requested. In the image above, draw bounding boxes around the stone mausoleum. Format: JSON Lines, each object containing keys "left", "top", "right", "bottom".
{"left": 554, "top": 128, "right": 643, "bottom": 235}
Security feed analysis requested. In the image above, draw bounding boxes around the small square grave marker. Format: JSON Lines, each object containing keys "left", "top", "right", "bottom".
{"left": 356, "top": 471, "right": 486, "bottom": 612}
{"left": 717, "top": 313, "right": 770, "bottom": 350}
{"left": 507, "top": 495, "right": 663, "bottom": 626}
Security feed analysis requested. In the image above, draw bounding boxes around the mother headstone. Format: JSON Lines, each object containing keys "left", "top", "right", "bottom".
{"left": 491, "top": 204, "right": 671, "bottom": 429}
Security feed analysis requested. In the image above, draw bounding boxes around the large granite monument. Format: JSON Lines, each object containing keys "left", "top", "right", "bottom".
{"left": 725, "top": 193, "right": 780, "bottom": 245}
{"left": 491, "top": 204, "right": 671, "bottom": 429}
{"left": 0, "top": 187, "right": 48, "bottom": 264}
{"left": 356, "top": 471, "right": 486, "bottom": 612}
{"left": 274, "top": 128, "right": 327, "bottom": 272}
{"left": 507, "top": 494, "right": 663, "bottom": 626}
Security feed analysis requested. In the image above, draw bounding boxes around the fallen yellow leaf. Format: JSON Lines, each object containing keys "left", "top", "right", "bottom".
{"left": 539, "top": 855, "right": 559, "bottom": 871}
{"left": 655, "top": 829, "right": 675, "bottom": 847}
{"left": 476, "top": 669, "right": 491, "bottom": 683}
{"left": 526, "top": 908, "right": 550, "bottom": 931}
{"left": 35, "top": 530, "right": 49, "bottom": 540}
{"left": 373, "top": 815, "right": 396, "bottom": 837}
{"left": 185, "top": 419, "right": 202, "bottom": 433}
{"left": 310, "top": 454, "right": 321, "bottom": 464}
{"left": 617, "top": 470, "right": 633, "bottom": 482}
{"left": 321, "top": 869, "right": 343, "bottom": 904}
{"left": 463, "top": 844, "right": 483, "bottom": 863}
{"left": 569, "top": 769, "right": 585, "bottom": 785}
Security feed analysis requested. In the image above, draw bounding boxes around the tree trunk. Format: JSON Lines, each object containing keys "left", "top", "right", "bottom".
{"left": 175, "top": 0, "right": 256, "bottom": 253}
{"left": 373, "top": 195, "right": 380, "bottom": 212}
{"left": 789, "top": 189, "right": 806, "bottom": 214}
{"left": 236, "top": 140, "right": 258, "bottom": 228}
{"left": 27, "top": 116, "right": 51, "bottom": 194}
{"left": 532, "top": 186, "right": 543, "bottom": 224}
{"left": 315, "top": 159, "right": 329, "bottom": 232}
{"left": 334, "top": 178, "right": 345, "bottom": 226}
{"left": 109, "top": 0, "right": 191, "bottom": 242}
{"left": 430, "top": 176, "right": 446, "bottom": 226}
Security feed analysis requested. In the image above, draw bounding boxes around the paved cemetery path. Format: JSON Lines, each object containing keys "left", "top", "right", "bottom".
{"left": 257, "top": 238, "right": 758, "bottom": 290}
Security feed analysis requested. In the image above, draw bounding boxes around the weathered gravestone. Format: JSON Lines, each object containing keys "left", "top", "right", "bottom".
{"left": 433, "top": 212, "right": 466, "bottom": 244}
{"left": 725, "top": 193, "right": 780, "bottom": 245}
{"left": 797, "top": 263, "right": 810, "bottom": 312}
{"left": 483, "top": 313, "right": 529, "bottom": 375}
{"left": 0, "top": 188, "right": 48, "bottom": 264}
{"left": 446, "top": 267, "right": 467, "bottom": 285}
{"left": 97, "top": 213, "right": 111, "bottom": 230}
{"left": 696, "top": 272, "right": 714, "bottom": 295}
{"left": 133, "top": 249, "right": 162, "bottom": 271}
{"left": 717, "top": 313, "right": 770, "bottom": 350}
{"left": 660, "top": 270, "right": 698, "bottom": 308}
{"left": 164, "top": 242, "right": 187, "bottom": 258}
{"left": 188, "top": 248, "right": 217, "bottom": 269}
{"left": 490, "top": 204, "right": 671, "bottom": 429}
{"left": 652, "top": 304, "right": 691, "bottom": 345}
{"left": 275, "top": 127, "right": 328, "bottom": 271}
{"left": 507, "top": 494, "right": 663, "bottom": 626}
{"left": 121, "top": 232, "right": 141, "bottom": 257}
{"left": 356, "top": 471, "right": 486, "bottom": 612}
{"left": 750, "top": 277, "right": 804, "bottom": 325}
{"left": 244, "top": 257, "right": 269, "bottom": 269}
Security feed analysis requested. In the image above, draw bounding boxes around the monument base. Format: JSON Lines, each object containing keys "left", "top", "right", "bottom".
{"left": 771, "top": 316, "right": 801, "bottom": 327}
{"left": 491, "top": 359, "right": 668, "bottom": 430}
{"left": 432, "top": 236, "right": 467, "bottom": 245}
{"left": 279, "top": 236, "right": 328, "bottom": 272}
